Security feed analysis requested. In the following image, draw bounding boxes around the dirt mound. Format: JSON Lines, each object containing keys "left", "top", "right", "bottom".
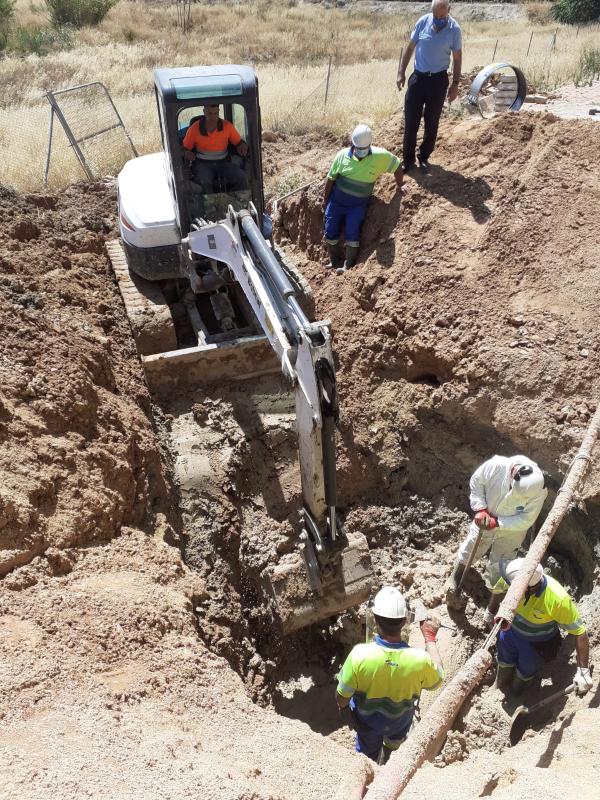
{"left": 276, "top": 111, "right": 600, "bottom": 512}
{"left": 0, "top": 182, "right": 175, "bottom": 581}
{"left": 0, "top": 529, "right": 372, "bottom": 800}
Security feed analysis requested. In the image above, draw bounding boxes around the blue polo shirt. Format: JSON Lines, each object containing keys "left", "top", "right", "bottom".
{"left": 411, "top": 14, "right": 462, "bottom": 74}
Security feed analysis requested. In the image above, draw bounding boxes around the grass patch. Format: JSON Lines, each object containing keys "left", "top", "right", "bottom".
{"left": 575, "top": 46, "right": 600, "bottom": 84}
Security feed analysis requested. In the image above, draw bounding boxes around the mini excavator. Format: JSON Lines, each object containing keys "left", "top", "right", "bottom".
{"left": 110, "top": 65, "right": 373, "bottom": 633}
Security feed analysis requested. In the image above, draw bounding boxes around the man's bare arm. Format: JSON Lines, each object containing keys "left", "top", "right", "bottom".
{"left": 323, "top": 177, "right": 335, "bottom": 209}
{"left": 447, "top": 50, "right": 462, "bottom": 102}
{"left": 397, "top": 41, "right": 416, "bottom": 89}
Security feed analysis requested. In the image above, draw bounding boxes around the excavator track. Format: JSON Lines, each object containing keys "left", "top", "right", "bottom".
{"left": 107, "top": 240, "right": 178, "bottom": 356}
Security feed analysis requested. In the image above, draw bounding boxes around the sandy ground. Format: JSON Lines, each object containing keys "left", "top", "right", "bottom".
{"left": 1, "top": 104, "right": 600, "bottom": 799}
{"left": 352, "top": 1, "right": 524, "bottom": 21}
{"left": 523, "top": 79, "right": 600, "bottom": 121}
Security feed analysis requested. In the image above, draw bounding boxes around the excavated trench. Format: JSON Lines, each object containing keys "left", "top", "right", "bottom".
{"left": 155, "top": 111, "right": 600, "bottom": 760}
{"left": 154, "top": 321, "right": 600, "bottom": 761}
{"left": 3, "top": 111, "right": 600, "bottom": 797}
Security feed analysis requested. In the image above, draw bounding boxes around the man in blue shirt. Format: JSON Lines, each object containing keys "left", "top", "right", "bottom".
{"left": 397, "top": 0, "right": 462, "bottom": 172}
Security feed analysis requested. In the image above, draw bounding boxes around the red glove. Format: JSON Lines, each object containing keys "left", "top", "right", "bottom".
{"left": 420, "top": 619, "right": 439, "bottom": 643}
{"left": 474, "top": 509, "right": 497, "bottom": 530}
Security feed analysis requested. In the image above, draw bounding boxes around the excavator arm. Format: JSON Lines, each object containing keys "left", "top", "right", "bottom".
{"left": 184, "top": 206, "right": 372, "bottom": 629}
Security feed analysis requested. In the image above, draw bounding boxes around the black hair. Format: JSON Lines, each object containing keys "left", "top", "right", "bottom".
{"left": 373, "top": 614, "right": 405, "bottom": 638}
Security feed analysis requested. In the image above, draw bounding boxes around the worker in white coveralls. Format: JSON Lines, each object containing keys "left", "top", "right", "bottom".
{"left": 445, "top": 455, "right": 548, "bottom": 624}
{"left": 336, "top": 587, "right": 444, "bottom": 765}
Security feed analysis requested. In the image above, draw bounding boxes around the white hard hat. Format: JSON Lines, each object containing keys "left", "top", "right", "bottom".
{"left": 351, "top": 124, "right": 373, "bottom": 149}
{"left": 371, "top": 586, "right": 407, "bottom": 619}
{"left": 512, "top": 464, "right": 545, "bottom": 499}
{"left": 504, "top": 558, "right": 544, "bottom": 587}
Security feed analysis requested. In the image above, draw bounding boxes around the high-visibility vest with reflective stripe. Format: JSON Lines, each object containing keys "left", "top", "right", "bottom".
{"left": 337, "top": 637, "right": 443, "bottom": 725}
{"left": 496, "top": 575, "right": 586, "bottom": 641}
{"left": 182, "top": 117, "right": 242, "bottom": 160}
{"left": 327, "top": 147, "right": 400, "bottom": 201}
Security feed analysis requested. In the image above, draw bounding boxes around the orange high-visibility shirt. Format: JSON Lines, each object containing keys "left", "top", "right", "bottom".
{"left": 182, "top": 118, "right": 242, "bottom": 160}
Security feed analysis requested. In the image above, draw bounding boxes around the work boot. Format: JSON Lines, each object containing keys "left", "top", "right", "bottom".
{"left": 495, "top": 664, "right": 515, "bottom": 694}
{"left": 344, "top": 244, "right": 360, "bottom": 269}
{"left": 510, "top": 674, "right": 530, "bottom": 697}
{"left": 444, "top": 558, "right": 466, "bottom": 610}
{"left": 326, "top": 242, "right": 342, "bottom": 270}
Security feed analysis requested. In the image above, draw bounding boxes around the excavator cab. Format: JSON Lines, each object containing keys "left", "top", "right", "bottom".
{"left": 114, "top": 65, "right": 373, "bottom": 635}
{"left": 155, "top": 66, "right": 266, "bottom": 237}
{"left": 177, "top": 103, "right": 252, "bottom": 223}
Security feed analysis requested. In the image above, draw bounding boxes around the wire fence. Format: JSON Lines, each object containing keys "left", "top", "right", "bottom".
{"left": 43, "top": 82, "right": 137, "bottom": 187}
{"left": 271, "top": 21, "right": 600, "bottom": 135}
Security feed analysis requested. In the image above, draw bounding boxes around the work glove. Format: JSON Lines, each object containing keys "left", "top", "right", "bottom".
{"left": 420, "top": 616, "right": 440, "bottom": 644}
{"left": 574, "top": 667, "right": 593, "bottom": 696}
{"left": 474, "top": 509, "right": 497, "bottom": 530}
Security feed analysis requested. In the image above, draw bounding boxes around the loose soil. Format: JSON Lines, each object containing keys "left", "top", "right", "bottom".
{"left": 2, "top": 106, "right": 600, "bottom": 799}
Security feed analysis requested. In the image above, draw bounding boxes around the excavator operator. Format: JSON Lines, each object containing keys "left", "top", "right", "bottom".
{"left": 183, "top": 104, "right": 249, "bottom": 193}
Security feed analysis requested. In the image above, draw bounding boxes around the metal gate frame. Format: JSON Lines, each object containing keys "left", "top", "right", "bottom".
{"left": 44, "top": 81, "right": 139, "bottom": 186}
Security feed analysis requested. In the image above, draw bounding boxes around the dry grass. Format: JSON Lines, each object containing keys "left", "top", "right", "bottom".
{"left": 524, "top": 2, "right": 554, "bottom": 25}
{"left": 2, "top": 0, "right": 599, "bottom": 191}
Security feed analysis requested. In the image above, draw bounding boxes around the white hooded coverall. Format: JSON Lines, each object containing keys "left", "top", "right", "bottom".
{"left": 457, "top": 455, "right": 548, "bottom": 592}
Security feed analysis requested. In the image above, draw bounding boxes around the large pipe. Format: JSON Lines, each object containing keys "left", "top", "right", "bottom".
{"left": 363, "top": 402, "right": 600, "bottom": 800}
{"left": 364, "top": 650, "right": 493, "bottom": 800}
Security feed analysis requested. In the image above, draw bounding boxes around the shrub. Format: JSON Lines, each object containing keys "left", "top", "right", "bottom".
{"left": 525, "top": 2, "right": 553, "bottom": 24}
{"left": 551, "top": 0, "right": 600, "bottom": 23}
{"left": 0, "top": 0, "right": 15, "bottom": 51}
{"left": 45, "top": 0, "right": 118, "bottom": 28}
{"left": 9, "top": 24, "right": 72, "bottom": 55}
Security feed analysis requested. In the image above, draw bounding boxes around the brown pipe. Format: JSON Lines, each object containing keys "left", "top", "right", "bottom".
{"left": 364, "top": 649, "right": 492, "bottom": 800}
{"left": 362, "top": 403, "right": 600, "bottom": 800}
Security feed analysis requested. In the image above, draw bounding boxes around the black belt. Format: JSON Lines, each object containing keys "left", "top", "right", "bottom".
{"left": 414, "top": 69, "right": 448, "bottom": 77}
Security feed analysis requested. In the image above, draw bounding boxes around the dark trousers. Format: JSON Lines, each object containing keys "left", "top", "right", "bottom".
{"left": 192, "top": 159, "right": 247, "bottom": 193}
{"left": 403, "top": 71, "right": 449, "bottom": 165}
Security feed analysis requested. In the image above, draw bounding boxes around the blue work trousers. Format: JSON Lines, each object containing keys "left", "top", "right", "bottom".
{"left": 324, "top": 195, "right": 368, "bottom": 248}
{"left": 497, "top": 628, "right": 560, "bottom": 680}
{"left": 351, "top": 703, "right": 412, "bottom": 762}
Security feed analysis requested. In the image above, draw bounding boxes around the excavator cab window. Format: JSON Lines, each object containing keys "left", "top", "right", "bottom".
{"left": 178, "top": 103, "right": 252, "bottom": 224}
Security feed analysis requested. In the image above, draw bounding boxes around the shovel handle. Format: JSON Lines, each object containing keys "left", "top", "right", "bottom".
{"left": 524, "top": 682, "right": 576, "bottom": 715}
{"left": 457, "top": 527, "right": 485, "bottom": 591}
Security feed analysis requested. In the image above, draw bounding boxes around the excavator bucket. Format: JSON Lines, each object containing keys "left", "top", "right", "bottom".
{"left": 264, "top": 530, "right": 373, "bottom": 635}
